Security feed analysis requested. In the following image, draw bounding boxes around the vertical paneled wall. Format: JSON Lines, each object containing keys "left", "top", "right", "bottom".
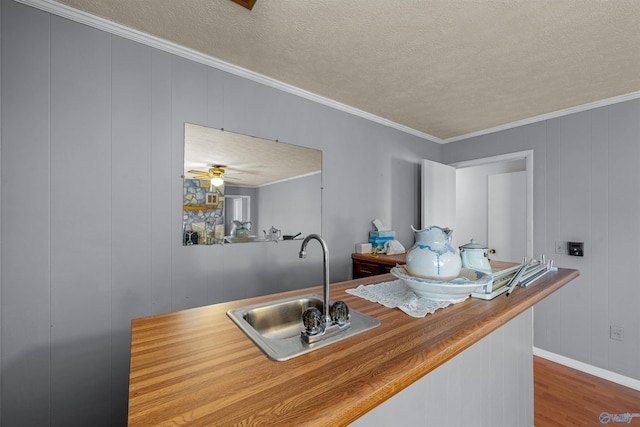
{"left": 606, "top": 102, "right": 640, "bottom": 377}
{"left": 0, "top": 1, "right": 441, "bottom": 425}
{"left": 352, "top": 308, "right": 534, "bottom": 427}
{"left": 50, "top": 13, "right": 113, "bottom": 423}
{"left": 443, "top": 100, "right": 640, "bottom": 383}
{"left": 2, "top": 2, "right": 52, "bottom": 425}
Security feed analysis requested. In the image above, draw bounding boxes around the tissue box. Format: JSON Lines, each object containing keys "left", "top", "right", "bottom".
{"left": 369, "top": 230, "right": 396, "bottom": 238}
{"left": 369, "top": 236, "right": 394, "bottom": 249}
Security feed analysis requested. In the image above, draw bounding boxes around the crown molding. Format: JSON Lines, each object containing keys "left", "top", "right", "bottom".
{"left": 444, "top": 91, "right": 640, "bottom": 143}
{"left": 14, "top": 0, "right": 443, "bottom": 144}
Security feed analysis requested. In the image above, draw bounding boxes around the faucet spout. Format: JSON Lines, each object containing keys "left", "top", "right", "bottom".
{"left": 299, "top": 234, "right": 331, "bottom": 324}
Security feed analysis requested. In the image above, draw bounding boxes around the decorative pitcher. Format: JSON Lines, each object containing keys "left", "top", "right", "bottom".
{"left": 230, "top": 220, "right": 251, "bottom": 239}
{"left": 405, "top": 225, "right": 462, "bottom": 281}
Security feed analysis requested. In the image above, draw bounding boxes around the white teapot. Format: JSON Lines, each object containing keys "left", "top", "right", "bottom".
{"left": 264, "top": 226, "right": 281, "bottom": 241}
{"left": 459, "top": 238, "right": 492, "bottom": 274}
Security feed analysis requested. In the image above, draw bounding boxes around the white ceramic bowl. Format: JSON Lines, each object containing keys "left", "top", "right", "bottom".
{"left": 391, "top": 266, "right": 492, "bottom": 303}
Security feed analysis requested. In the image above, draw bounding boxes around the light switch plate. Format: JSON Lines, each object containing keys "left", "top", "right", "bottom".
{"left": 555, "top": 241, "right": 566, "bottom": 254}
{"left": 610, "top": 325, "right": 624, "bottom": 341}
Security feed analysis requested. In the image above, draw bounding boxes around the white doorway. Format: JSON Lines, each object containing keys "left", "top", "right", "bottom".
{"left": 422, "top": 150, "right": 533, "bottom": 262}
{"left": 224, "top": 195, "right": 251, "bottom": 235}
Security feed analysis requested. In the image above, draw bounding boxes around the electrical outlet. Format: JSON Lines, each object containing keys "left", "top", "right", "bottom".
{"left": 555, "top": 241, "right": 566, "bottom": 254}
{"left": 610, "top": 325, "right": 624, "bottom": 342}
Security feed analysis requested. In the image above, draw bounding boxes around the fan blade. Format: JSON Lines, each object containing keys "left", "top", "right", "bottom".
{"left": 188, "top": 170, "right": 212, "bottom": 178}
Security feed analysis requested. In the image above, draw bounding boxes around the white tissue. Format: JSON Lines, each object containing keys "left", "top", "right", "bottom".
{"left": 372, "top": 219, "right": 388, "bottom": 231}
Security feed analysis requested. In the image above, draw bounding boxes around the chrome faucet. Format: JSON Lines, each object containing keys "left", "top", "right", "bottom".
{"left": 298, "top": 234, "right": 350, "bottom": 344}
{"left": 299, "top": 234, "right": 331, "bottom": 324}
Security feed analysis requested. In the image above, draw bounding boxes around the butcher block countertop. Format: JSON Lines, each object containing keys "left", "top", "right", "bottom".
{"left": 128, "top": 262, "right": 579, "bottom": 426}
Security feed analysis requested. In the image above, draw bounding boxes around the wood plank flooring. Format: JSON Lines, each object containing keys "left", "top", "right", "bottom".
{"left": 534, "top": 356, "right": 640, "bottom": 426}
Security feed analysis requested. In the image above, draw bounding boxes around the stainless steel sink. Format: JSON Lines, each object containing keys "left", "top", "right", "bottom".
{"left": 227, "top": 293, "right": 380, "bottom": 361}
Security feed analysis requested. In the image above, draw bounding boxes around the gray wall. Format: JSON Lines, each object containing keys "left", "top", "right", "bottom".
{"left": 255, "top": 172, "right": 322, "bottom": 238}
{"left": 443, "top": 100, "right": 640, "bottom": 383}
{"left": 0, "top": 1, "right": 440, "bottom": 425}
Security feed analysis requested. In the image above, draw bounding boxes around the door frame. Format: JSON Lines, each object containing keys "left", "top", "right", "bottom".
{"left": 449, "top": 150, "right": 534, "bottom": 260}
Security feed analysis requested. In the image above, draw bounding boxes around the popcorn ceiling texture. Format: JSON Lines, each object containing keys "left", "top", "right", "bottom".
{"left": 57, "top": 0, "right": 640, "bottom": 139}
{"left": 184, "top": 123, "right": 322, "bottom": 187}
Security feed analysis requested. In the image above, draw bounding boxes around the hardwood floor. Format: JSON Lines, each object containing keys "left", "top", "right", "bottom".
{"left": 534, "top": 356, "right": 640, "bottom": 426}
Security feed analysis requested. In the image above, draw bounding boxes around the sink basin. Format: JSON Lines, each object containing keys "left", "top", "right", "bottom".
{"left": 227, "top": 293, "right": 380, "bottom": 361}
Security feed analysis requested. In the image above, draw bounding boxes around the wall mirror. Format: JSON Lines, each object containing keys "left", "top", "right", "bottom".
{"left": 183, "top": 123, "right": 322, "bottom": 245}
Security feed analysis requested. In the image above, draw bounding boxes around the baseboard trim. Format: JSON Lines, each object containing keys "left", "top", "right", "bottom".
{"left": 533, "top": 347, "right": 640, "bottom": 392}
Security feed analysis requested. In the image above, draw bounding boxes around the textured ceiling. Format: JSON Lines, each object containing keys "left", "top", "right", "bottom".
{"left": 184, "top": 123, "right": 321, "bottom": 187}
{"left": 55, "top": 0, "right": 640, "bottom": 141}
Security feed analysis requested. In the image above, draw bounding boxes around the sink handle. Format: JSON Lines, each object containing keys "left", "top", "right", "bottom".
{"left": 302, "top": 307, "right": 325, "bottom": 336}
{"left": 330, "top": 301, "right": 350, "bottom": 326}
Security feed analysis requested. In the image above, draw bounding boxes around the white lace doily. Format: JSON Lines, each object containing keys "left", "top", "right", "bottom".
{"left": 346, "top": 280, "right": 454, "bottom": 318}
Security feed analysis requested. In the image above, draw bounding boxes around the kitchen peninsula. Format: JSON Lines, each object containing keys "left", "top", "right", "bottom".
{"left": 128, "top": 264, "right": 579, "bottom": 426}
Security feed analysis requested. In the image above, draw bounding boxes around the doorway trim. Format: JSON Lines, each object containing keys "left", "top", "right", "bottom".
{"left": 449, "top": 150, "right": 534, "bottom": 259}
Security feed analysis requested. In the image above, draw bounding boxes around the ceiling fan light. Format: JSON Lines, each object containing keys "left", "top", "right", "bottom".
{"left": 211, "top": 176, "right": 224, "bottom": 187}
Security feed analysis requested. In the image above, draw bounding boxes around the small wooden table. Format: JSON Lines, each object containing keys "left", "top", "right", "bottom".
{"left": 351, "top": 252, "right": 406, "bottom": 278}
